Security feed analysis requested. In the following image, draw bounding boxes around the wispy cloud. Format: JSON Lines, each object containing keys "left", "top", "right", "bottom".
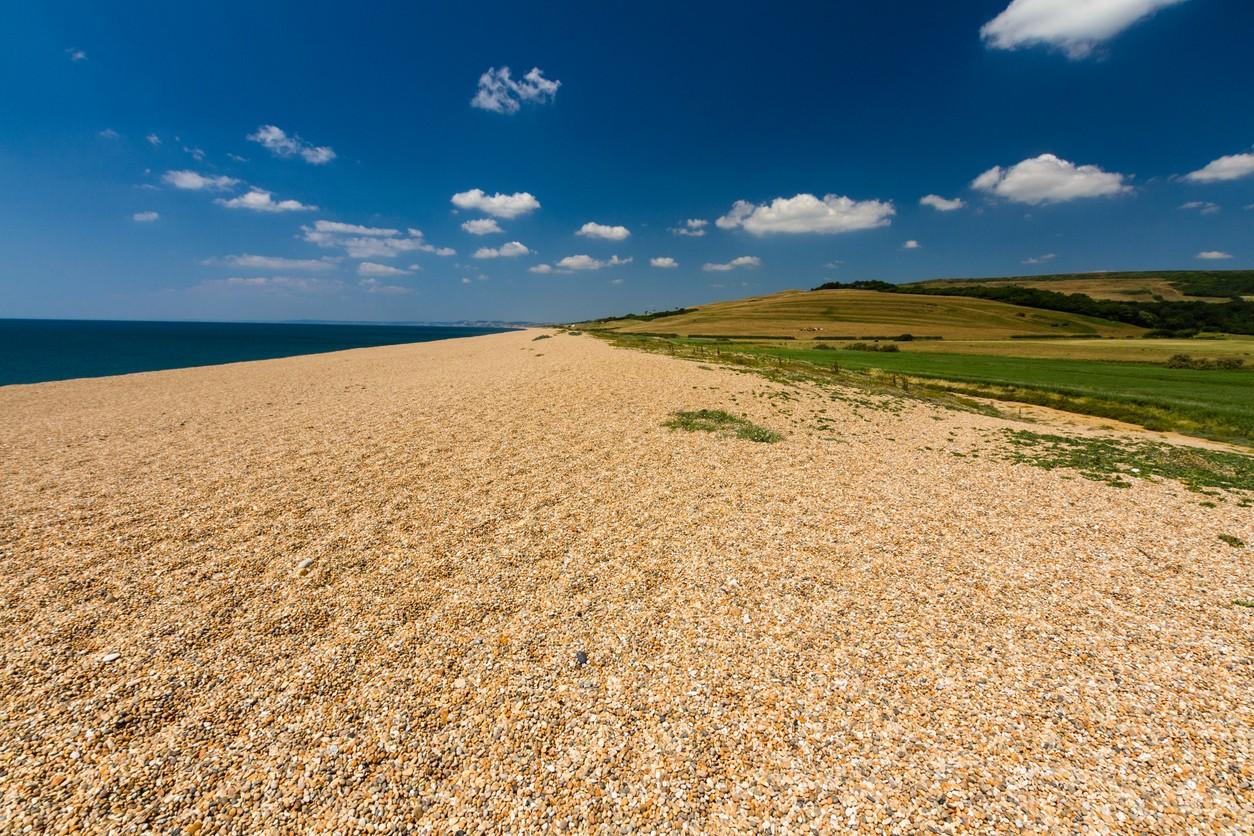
{"left": 132, "top": 211, "right": 159, "bottom": 223}
{"left": 1023, "top": 253, "right": 1057, "bottom": 264}
{"left": 162, "top": 170, "right": 239, "bottom": 191}
{"left": 703, "top": 256, "right": 760, "bottom": 272}
{"left": 919, "top": 194, "right": 965, "bottom": 212}
{"left": 972, "top": 154, "right": 1130, "bottom": 204}
{"left": 717, "top": 194, "right": 894, "bottom": 235}
{"left": 528, "top": 264, "right": 553, "bottom": 274}
{"left": 1179, "top": 200, "right": 1220, "bottom": 215}
{"left": 451, "top": 189, "right": 540, "bottom": 219}
{"left": 556, "top": 254, "right": 632, "bottom": 271}
{"left": 981, "top": 0, "right": 1188, "bottom": 59}
{"left": 215, "top": 189, "right": 317, "bottom": 213}
{"left": 98, "top": 129, "right": 120, "bottom": 140}
{"left": 650, "top": 257, "right": 678, "bottom": 268}
{"left": 471, "top": 67, "right": 560, "bottom": 114}
{"left": 358, "top": 277, "right": 412, "bottom": 295}
{"left": 670, "top": 219, "right": 708, "bottom": 237}
{"left": 66, "top": 48, "right": 87, "bottom": 62}
{"left": 247, "top": 125, "right": 336, "bottom": 165}
{"left": 473, "top": 241, "right": 530, "bottom": 259}
{"left": 146, "top": 133, "right": 161, "bottom": 146}
{"left": 301, "top": 220, "right": 454, "bottom": 259}
{"left": 1196, "top": 250, "right": 1232, "bottom": 260}
{"left": 902, "top": 239, "right": 921, "bottom": 249}
{"left": 219, "top": 254, "right": 336, "bottom": 271}
{"left": 357, "top": 262, "right": 416, "bottom": 276}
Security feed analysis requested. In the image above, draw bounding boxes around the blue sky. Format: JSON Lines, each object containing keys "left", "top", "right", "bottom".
{"left": 2, "top": 0, "right": 1252, "bottom": 323}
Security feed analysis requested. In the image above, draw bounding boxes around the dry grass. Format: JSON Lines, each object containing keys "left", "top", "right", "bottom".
{"left": 0, "top": 329, "right": 1250, "bottom": 832}
{"left": 581, "top": 289, "right": 1144, "bottom": 340}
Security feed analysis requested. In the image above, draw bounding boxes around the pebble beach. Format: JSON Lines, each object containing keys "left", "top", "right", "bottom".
{"left": 1, "top": 328, "right": 1250, "bottom": 832}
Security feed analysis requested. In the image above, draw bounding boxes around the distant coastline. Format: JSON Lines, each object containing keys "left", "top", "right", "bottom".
{"left": 0, "top": 318, "right": 516, "bottom": 386}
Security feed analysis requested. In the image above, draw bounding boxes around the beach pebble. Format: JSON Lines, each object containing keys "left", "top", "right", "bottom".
{"left": 100, "top": 652, "right": 120, "bottom": 664}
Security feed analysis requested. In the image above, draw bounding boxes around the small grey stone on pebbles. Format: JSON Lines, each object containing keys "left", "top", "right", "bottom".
{"left": 100, "top": 652, "right": 120, "bottom": 663}
{"left": 575, "top": 650, "right": 588, "bottom": 666}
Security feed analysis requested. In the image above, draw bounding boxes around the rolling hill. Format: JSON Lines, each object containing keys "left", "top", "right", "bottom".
{"left": 909, "top": 270, "right": 1254, "bottom": 303}
{"left": 580, "top": 289, "right": 1145, "bottom": 340}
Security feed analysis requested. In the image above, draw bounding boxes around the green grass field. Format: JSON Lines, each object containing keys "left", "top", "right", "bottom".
{"left": 622, "top": 335, "right": 1253, "bottom": 444}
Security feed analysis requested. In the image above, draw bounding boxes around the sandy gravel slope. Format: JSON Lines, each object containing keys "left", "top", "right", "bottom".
{"left": 0, "top": 329, "right": 1250, "bottom": 832}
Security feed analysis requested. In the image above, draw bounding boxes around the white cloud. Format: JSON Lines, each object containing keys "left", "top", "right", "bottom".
{"left": 98, "top": 129, "right": 120, "bottom": 140}
{"left": 609, "top": 278, "right": 624, "bottom": 286}
{"left": 221, "top": 254, "right": 335, "bottom": 271}
{"left": 461, "top": 218, "right": 503, "bottom": 235}
{"left": 198, "top": 276, "right": 343, "bottom": 293}
{"left": 473, "top": 241, "right": 530, "bottom": 259}
{"left": 920, "top": 194, "right": 965, "bottom": 212}
{"left": 670, "top": 219, "right": 708, "bottom": 237}
{"left": 528, "top": 264, "right": 553, "bottom": 274}
{"left": 66, "top": 48, "right": 87, "bottom": 62}
{"left": 703, "top": 256, "right": 760, "bottom": 272}
{"left": 1023, "top": 253, "right": 1057, "bottom": 264}
{"left": 162, "top": 170, "right": 239, "bottom": 191}
{"left": 146, "top": 133, "right": 161, "bottom": 146}
{"left": 358, "top": 262, "right": 415, "bottom": 276}
{"left": 716, "top": 194, "right": 895, "bottom": 235}
{"left": 247, "top": 125, "right": 336, "bottom": 165}
{"left": 358, "top": 277, "right": 411, "bottom": 295}
{"left": 1184, "top": 152, "right": 1254, "bottom": 184}
{"left": 184, "top": 146, "right": 206, "bottom": 162}
{"left": 972, "top": 154, "right": 1131, "bottom": 204}
{"left": 132, "top": 211, "right": 159, "bottom": 222}
{"left": 301, "top": 220, "right": 454, "bottom": 259}
{"left": 556, "top": 254, "right": 632, "bottom": 271}
{"left": 980, "top": 0, "right": 1187, "bottom": 59}
{"left": 1179, "top": 200, "right": 1220, "bottom": 215}
{"left": 650, "top": 257, "right": 678, "bottom": 268}
{"left": 451, "top": 188, "right": 540, "bottom": 219}
{"left": 215, "top": 189, "right": 316, "bottom": 213}
{"left": 903, "top": 239, "right": 921, "bottom": 249}
{"left": 1196, "top": 250, "right": 1232, "bottom": 260}
{"left": 576, "top": 222, "right": 630, "bottom": 241}
{"left": 471, "top": 67, "right": 560, "bottom": 114}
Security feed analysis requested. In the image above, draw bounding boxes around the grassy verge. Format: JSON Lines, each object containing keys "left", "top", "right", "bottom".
{"left": 669, "top": 339, "right": 1252, "bottom": 445}
{"left": 1000, "top": 430, "right": 1254, "bottom": 493}
{"left": 664, "top": 409, "right": 782, "bottom": 443}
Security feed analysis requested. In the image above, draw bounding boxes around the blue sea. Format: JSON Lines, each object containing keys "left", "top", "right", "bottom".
{"left": 0, "top": 319, "right": 514, "bottom": 386}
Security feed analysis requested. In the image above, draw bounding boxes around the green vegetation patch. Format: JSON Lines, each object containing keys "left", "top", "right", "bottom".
{"left": 1001, "top": 429, "right": 1254, "bottom": 492}
{"left": 664, "top": 409, "right": 782, "bottom": 443}
{"left": 1219, "top": 533, "right": 1246, "bottom": 548}
{"left": 532, "top": 334, "right": 552, "bottom": 341}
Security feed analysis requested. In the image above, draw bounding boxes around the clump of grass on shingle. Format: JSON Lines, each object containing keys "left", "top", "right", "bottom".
{"left": 1234, "top": 599, "right": 1254, "bottom": 609}
{"left": 1219, "top": 533, "right": 1245, "bottom": 548}
{"left": 532, "top": 334, "right": 552, "bottom": 341}
{"left": 664, "top": 409, "right": 781, "bottom": 443}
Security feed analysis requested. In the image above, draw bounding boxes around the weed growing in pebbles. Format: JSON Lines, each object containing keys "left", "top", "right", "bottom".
{"left": 664, "top": 409, "right": 782, "bottom": 443}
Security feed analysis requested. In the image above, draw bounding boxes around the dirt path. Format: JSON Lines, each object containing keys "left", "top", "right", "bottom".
{"left": 1, "top": 329, "right": 1250, "bottom": 832}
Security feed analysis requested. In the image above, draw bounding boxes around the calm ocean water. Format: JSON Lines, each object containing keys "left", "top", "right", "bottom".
{"left": 0, "top": 319, "right": 514, "bottom": 386}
